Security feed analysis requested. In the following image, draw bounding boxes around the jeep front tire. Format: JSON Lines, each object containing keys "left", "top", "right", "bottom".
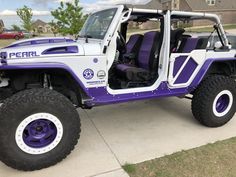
{"left": 0, "top": 88, "right": 81, "bottom": 171}
{"left": 192, "top": 75, "right": 236, "bottom": 127}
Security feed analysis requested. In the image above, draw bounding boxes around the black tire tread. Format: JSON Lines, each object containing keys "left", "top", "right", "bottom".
{"left": 0, "top": 88, "right": 81, "bottom": 171}
{"left": 192, "top": 75, "right": 236, "bottom": 127}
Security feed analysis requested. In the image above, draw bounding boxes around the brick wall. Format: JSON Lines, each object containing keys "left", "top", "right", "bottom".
{"left": 179, "top": 0, "right": 236, "bottom": 25}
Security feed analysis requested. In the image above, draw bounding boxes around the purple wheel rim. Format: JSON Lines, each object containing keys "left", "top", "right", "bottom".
{"left": 23, "top": 119, "right": 57, "bottom": 148}
{"left": 216, "top": 94, "right": 230, "bottom": 114}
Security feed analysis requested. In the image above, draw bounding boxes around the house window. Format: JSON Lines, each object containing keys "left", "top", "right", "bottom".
{"left": 174, "top": 0, "right": 177, "bottom": 8}
{"left": 206, "top": 0, "right": 216, "bottom": 5}
{"left": 172, "top": 0, "right": 178, "bottom": 9}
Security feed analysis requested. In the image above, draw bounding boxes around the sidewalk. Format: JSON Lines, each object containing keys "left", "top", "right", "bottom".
{"left": 1, "top": 98, "right": 236, "bottom": 177}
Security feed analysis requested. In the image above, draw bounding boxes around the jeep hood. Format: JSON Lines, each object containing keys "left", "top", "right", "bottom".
{"left": 0, "top": 37, "right": 102, "bottom": 59}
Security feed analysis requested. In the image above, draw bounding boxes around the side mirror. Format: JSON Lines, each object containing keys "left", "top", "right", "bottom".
{"left": 214, "top": 41, "right": 223, "bottom": 49}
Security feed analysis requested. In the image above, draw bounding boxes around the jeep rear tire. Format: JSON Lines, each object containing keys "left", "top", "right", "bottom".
{"left": 192, "top": 75, "right": 236, "bottom": 127}
{"left": 0, "top": 88, "right": 81, "bottom": 171}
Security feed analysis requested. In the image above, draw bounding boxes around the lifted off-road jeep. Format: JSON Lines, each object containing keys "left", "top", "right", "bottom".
{"left": 0, "top": 5, "right": 236, "bottom": 171}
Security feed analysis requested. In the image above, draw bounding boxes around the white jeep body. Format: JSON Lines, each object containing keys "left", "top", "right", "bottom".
{"left": 1, "top": 4, "right": 236, "bottom": 172}
{"left": 0, "top": 5, "right": 236, "bottom": 106}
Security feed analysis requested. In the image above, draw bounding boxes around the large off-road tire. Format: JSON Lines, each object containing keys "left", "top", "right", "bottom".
{"left": 0, "top": 88, "right": 81, "bottom": 171}
{"left": 192, "top": 75, "right": 236, "bottom": 127}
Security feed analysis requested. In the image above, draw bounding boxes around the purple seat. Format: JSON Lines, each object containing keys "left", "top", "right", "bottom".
{"left": 182, "top": 38, "right": 199, "bottom": 53}
{"left": 126, "top": 34, "right": 143, "bottom": 54}
{"left": 116, "top": 31, "right": 161, "bottom": 81}
{"left": 177, "top": 37, "right": 199, "bottom": 53}
{"left": 120, "top": 34, "right": 143, "bottom": 64}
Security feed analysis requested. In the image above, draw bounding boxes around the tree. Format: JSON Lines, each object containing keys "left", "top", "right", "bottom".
{"left": 12, "top": 24, "right": 21, "bottom": 31}
{"left": 51, "top": 0, "right": 86, "bottom": 39}
{"left": 49, "top": 20, "right": 59, "bottom": 37}
{"left": 17, "top": 6, "right": 33, "bottom": 32}
{"left": 0, "top": 20, "right": 4, "bottom": 33}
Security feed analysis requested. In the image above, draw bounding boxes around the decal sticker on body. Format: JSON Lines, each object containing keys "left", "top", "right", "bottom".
{"left": 83, "top": 69, "right": 94, "bottom": 80}
{"left": 9, "top": 51, "right": 40, "bottom": 58}
{"left": 97, "top": 70, "right": 106, "bottom": 79}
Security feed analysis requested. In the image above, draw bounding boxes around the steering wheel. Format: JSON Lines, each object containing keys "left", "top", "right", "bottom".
{"left": 117, "top": 31, "right": 126, "bottom": 52}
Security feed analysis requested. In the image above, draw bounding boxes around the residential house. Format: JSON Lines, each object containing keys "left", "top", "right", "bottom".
{"left": 128, "top": 0, "right": 163, "bottom": 29}
{"left": 32, "top": 19, "right": 52, "bottom": 33}
{"left": 131, "top": 0, "right": 236, "bottom": 28}
{"left": 169, "top": 0, "right": 236, "bottom": 25}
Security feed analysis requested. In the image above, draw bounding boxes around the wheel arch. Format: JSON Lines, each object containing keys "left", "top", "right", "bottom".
{"left": 0, "top": 63, "right": 91, "bottom": 106}
{"left": 190, "top": 58, "right": 236, "bottom": 90}
{"left": 206, "top": 60, "right": 236, "bottom": 76}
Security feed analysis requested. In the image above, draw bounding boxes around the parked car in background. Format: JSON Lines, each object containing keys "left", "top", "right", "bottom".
{"left": 0, "top": 30, "right": 24, "bottom": 40}
{"left": 21, "top": 30, "right": 33, "bottom": 38}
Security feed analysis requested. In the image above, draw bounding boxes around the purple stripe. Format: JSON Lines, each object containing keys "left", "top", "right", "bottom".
{"left": 174, "top": 58, "right": 198, "bottom": 84}
{"left": 86, "top": 82, "right": 189, "bottom": 106}
{"left": 5, "top": 38, "right": 75, "bottom": 48}
{"left": 126, "top": 35, "right": 140, "bottom": 53}
{"left": 138, "top": 32, "right": 157, "bottom": 70}
{"left": 173, "top": 56, "right": 188, "bottom": 77}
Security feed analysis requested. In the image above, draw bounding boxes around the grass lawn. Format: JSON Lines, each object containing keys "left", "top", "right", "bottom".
{"left": 123, "top": 137, "right": 236, "bottom": 177}
{"left": 184, "top": 24, "right": 236, "bottom": 33}
{"left": 223, "top": 24, "right": 236, "bottom": 30}
{"left": 0, "top": 39, "right": 15, "bottom": 48}
{"left": 0, "top": 34, "right": 54, "bottom": 48}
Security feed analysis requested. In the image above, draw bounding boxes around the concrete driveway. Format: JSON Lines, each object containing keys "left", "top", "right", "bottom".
{"left": 227, "top": 29, "right": 236, "bottom": 34}
{"left": 1, "top": 98, "right": 236, "bottom": 177}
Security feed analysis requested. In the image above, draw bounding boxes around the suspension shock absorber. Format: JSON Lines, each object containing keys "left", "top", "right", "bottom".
{"left": 43, "top": 73, "right": 53, "bottom": 90}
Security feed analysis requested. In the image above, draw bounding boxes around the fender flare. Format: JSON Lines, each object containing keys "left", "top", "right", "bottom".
{"left": 190, "top": 57, "right": 236, "bottom": 89}
{"left": 0, "top": 62, "right": 90, "bottom": 97}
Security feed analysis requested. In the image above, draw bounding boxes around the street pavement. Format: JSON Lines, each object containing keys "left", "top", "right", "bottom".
{"left": 1, "top": 98, "right": 236, "bottom": 177}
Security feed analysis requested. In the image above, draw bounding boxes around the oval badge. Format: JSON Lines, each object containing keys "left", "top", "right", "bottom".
{"left": 97, "top": 70, "right": 106, "bottom": 80}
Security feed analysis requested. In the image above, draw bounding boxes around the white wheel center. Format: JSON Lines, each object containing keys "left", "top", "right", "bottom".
{"left": 213, "top": 90, "right": 233, "bottom": 117}
{"left": 15, "top": 113, "right": 63, "bottom": 155}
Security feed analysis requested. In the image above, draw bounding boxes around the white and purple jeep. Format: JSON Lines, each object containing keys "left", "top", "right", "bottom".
{"left": 0, "top": 5, "right": 236, "bottom": 171}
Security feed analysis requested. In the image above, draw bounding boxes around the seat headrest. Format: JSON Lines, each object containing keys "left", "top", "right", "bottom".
{"left": 144, "top": 31, "right": 160, "bottom": 35}
{"left": 171, "top": 29, "right": 185, "bottom": 42}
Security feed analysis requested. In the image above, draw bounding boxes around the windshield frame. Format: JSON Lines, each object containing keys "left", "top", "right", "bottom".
{"left": 79, "top": 8, "right": 118, "bottom": 40}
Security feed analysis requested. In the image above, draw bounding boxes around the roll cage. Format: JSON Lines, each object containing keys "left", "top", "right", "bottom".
{"left": 107, "top": 6, "right": 231, "bottom": 91}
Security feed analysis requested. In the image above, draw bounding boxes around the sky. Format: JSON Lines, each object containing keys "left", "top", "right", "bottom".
{"left": 0, "top": 0, "right": 151, "bottom": 29}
